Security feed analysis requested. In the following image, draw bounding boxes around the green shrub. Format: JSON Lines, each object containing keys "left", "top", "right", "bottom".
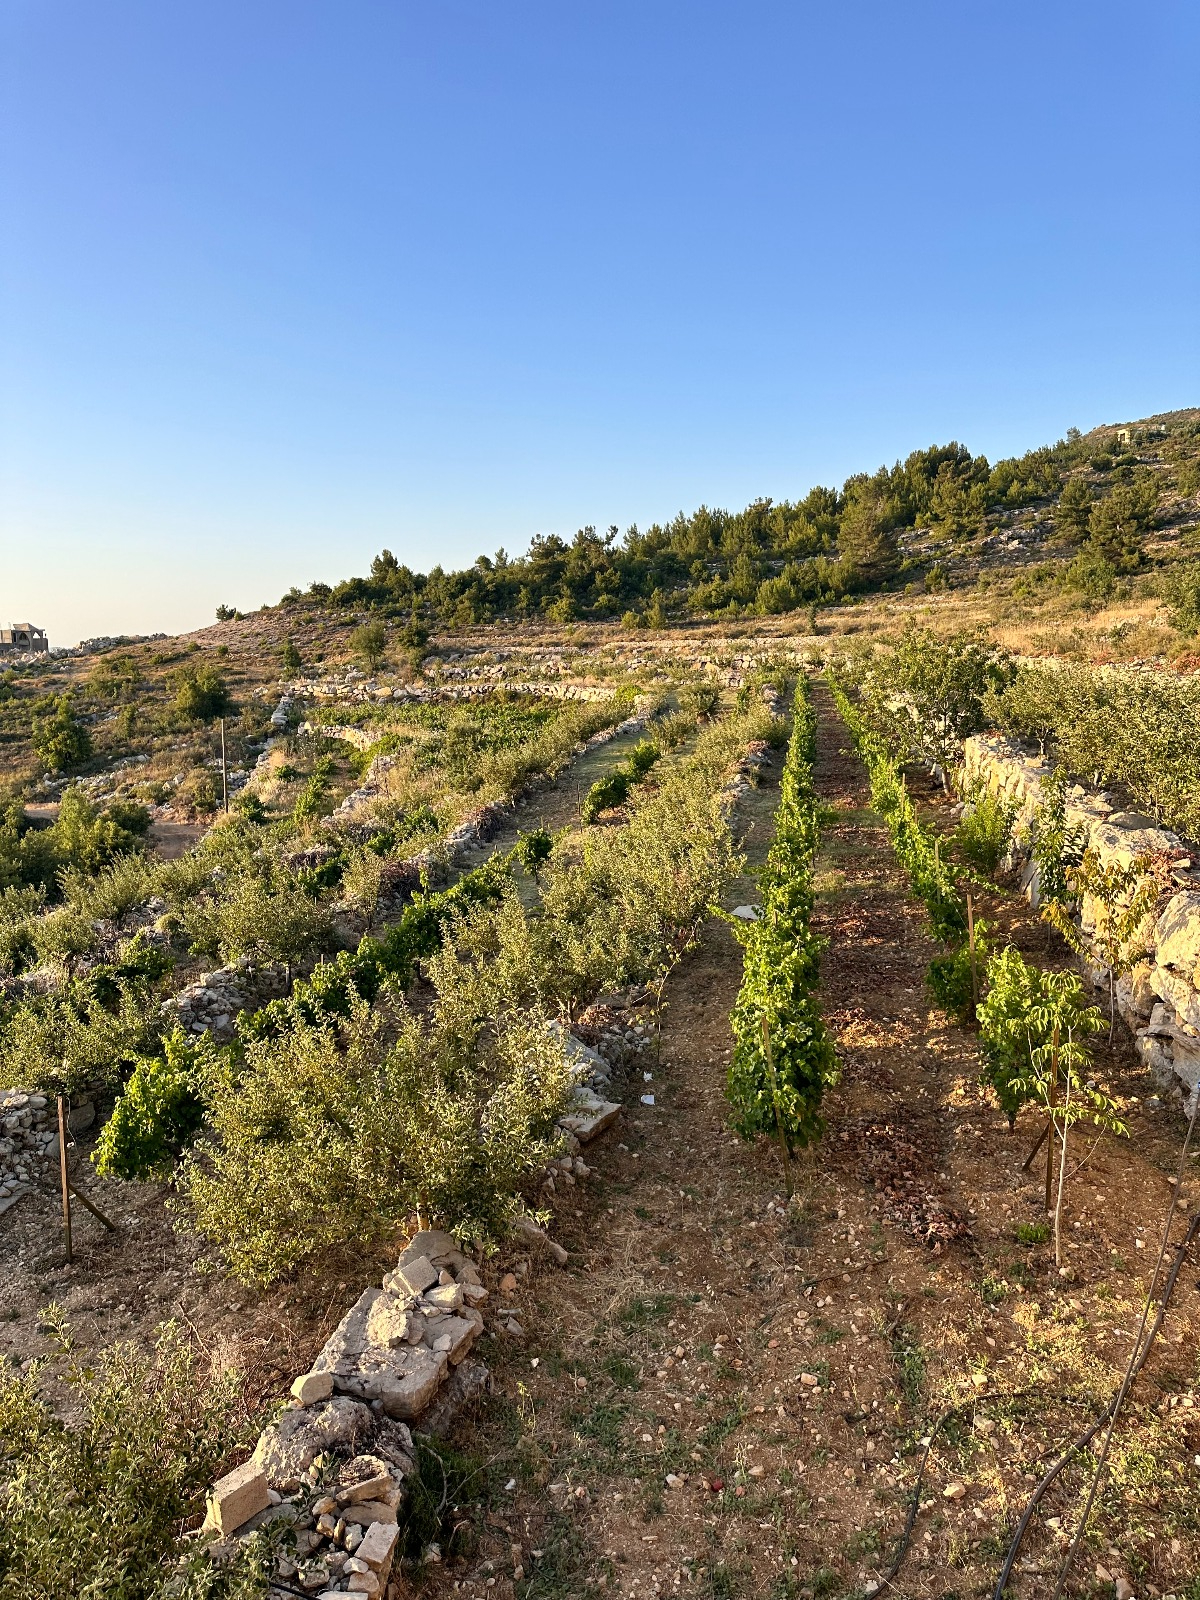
{"left": 727, "top": 683, "right": 838, "bottom": 1153}
{"left": 182, "top": 867, "right": 332, "bottom": 966}
{"left": 581, "top": 769, "right": 631, "bottom": 823}
{"left": 0, "top": 1316, "right": 248, "bottom": 1599}
{"left": 172, "top": 665, "right": 231, "bottom": 722}
{"left": 626, "top": 739, "right": 660, "bottom": 779}
{"left": 656, "top": 709, "right": 697, "bottom": 749}
{"left": 955, "top": 789, "right": 1017, "bottom": 876}
{"left": 683, "top": 681, "right": 720, "bottom": 716}
{"left": 31, "top": 694, "right": 92, "bottom": 773}
{"left": 0, "top": 973, "right": 163, "bottom": 1096}
{"left": 0, "top": 885, "right": 44, "bottom": 974}
{"left": 184, "top": 990, "right": 571, "bottom": 1285}
{"left": 926, "top": 932, "right": 988, "bottom": 1025}
{"left": 581, "top": 739, "right": 660, "bottom": 823}
{"left": 59, "top": 851, "right": 155, "bottom": 924}
{"left": 93, "top": 1029, "right": 223, "bottom": 1181}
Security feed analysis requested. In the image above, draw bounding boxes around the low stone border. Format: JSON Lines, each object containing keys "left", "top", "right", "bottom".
{"left": 964, "top": 732, "right": 1200, "bottom": 1096}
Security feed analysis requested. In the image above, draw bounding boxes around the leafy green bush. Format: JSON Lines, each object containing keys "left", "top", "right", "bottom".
{"left": 182, "top": 866, "right": 332, "bottom": 966}
{"left": 682, "top": 681, "right": 720, "bottom": 716}
{"left": 93, "top": 1029, "right": 224, "bottom": 1181}
{"left": 0, "top": 971, "right": 163, "bottom": 1095}
{"left": 31, "top": 694, "right": 93, "bottom": 772}
{"left": 860, "top": 627, "right": 1014, "bottom": 778}
{"left": 59, "top": 851, "right": 155, "bottom": 924}
{"left": 0, "top": 1315, "right": 248, "bottom": 1599}
{"left": 727, "top": 683, "right": 838, "bottom": 1154}
{"left": 581, "top": 769, "right": 631, "bottom": 823}
{"left": 955, "top": 788, "right": 1017, "bottom": 876}
{"left": 626, "top": 739, "right": 660, "bottom": 779}
{"left": 172, "top": 665, "right": 231, "bottom": 722}
{"left": 1162, "top": 562, "right": 1200, "bottom": 635}
{"left": 184, "top": 989, "right": 571, "bottom": 1284}
{"left": 0, "top": 885, "right": 44, "bottom": 974}
{"left": 656, "top": 708, "right": 697, "bottom": 748}
{"left": 581, "top": 739, "right": 660, "bottom": 823}
{"left": 926, "top": 933, "right": 988, "bottom": 1026}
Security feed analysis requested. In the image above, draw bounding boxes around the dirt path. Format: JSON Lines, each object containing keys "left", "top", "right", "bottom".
{"left": 416, "top": 683, "right": 1200, "bottom": 1600}
{"left": 451, "top": 717, "right": 665, "bottom": 879}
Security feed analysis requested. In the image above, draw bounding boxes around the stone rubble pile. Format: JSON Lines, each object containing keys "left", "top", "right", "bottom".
{"left": 0, "top": 1090, "right": 95, "bottom": 1216}
{"left": 965, "top": 732, "right": 1200, "bottom": 1097}
{"left": 167, "top": 959, "right": 292, "bottom": 1044}
{"left": 0, "top": 1090, "right": 54, "bottom": 1217}
{"left": 203, "top": 1024, "right": 624, "bottom": 1594}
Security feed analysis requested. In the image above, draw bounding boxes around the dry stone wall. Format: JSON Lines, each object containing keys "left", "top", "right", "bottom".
{"left": 964, "top": 732, "right": 1200, "bottom": 1098}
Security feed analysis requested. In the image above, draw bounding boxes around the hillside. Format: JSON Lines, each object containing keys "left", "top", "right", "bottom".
{"left": 3, "top": 417, "right": 1200, "bottom": 1600}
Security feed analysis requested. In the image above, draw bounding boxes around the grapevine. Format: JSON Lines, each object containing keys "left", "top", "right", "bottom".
{"left": 726, "top": 680, "right": 838, "bottom": 1166}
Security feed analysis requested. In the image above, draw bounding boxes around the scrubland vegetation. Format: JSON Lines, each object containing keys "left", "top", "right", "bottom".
{"left": 4, "top": 407, "right": 1200, "bottom": 1599}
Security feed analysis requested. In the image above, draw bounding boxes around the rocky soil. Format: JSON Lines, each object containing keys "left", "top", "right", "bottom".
{"left": 400, "top": 684, "right": 1200, "bottom": 1600}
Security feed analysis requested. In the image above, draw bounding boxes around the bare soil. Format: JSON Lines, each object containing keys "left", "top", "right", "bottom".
{"left": 405, "top": 683, "right": 1200, "bottom": 1600}
{"left": 5, "top": 685, "right": 1199, "bottom": 1598}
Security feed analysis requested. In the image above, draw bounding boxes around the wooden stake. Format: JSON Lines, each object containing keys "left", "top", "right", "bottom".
{"left": 68, "top": 1180, "right": 117, "bottom": 1232}
{"left": 1022, "top": 1120, "right": 1050, "bottom": 1171}
{"left": 762, "top": 1016, "right": 794, "bottom": 1199}
{"left": 57, "top": 1096, "right": 72, "bottom": 1265}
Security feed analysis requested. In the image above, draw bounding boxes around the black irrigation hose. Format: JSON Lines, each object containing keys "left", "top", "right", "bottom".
{"left": 879, "top": 1388, "right": 1095, "bottom": 1589}
{"left": 990, "top": 1205, "right": 1200, "bottom": 1600}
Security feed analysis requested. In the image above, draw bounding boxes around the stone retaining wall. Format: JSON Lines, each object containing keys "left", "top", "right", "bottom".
{"left": 964, "top": 732, "right": 1200, "bottom": 1098}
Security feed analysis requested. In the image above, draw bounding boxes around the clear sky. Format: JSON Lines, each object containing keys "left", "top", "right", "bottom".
{"left": 2, "top": 2, "right": 1197, "bottom": 646}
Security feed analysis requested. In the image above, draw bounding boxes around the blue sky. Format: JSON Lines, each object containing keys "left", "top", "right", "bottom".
{"left": 2, "top": 2, "right": 1197, "bottom": 645}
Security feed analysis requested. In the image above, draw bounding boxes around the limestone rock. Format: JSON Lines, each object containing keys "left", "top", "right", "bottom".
{"left": 356, "top": 1521, "right": 399, "bottom": 1580}
{"left": 311, "top": 1288, "right": 448, "bottom": 1419}
{"left": 395, "top": 1228, "right": 470, "bottom": 1277}
{"left": 383, "top": 1255, "right": 438, "bottom": 1300}
{"left": 253, "top": 1397, "right": 375, "bottom": 1492}
{"left": 343, "top": 1499, "right": 398, "bottom": 1526}
{"left": 366, "top": 1291, "right": 415, "bottom": 1349}
{"left": 423, "top": 1282, "right": 463, "bottom": 1314}
{"left": 290, "top": 1371, "right": 334, "bottom": 1407}
{"left": 336, "top": 1456, "right": 394, "bottom": 1507}
{"left": 207, "top": 1459, "right": 271, "bottom": 1536}
{"left": 1155, "top": 892, "right": 1200, "bottom": 990}
{"left": 559, "top": 1085, "right": 621, "bottom": 1143}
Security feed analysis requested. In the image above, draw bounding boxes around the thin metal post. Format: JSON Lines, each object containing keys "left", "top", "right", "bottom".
{"left": 57, "top": 1095, "right": 72, "bottom": 1264}
{"left": 220, "top": 718, "right": 229, "bottom": 813}
{"left": 1046, "top": 1024, "right": 1060, "bottom": 1214}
